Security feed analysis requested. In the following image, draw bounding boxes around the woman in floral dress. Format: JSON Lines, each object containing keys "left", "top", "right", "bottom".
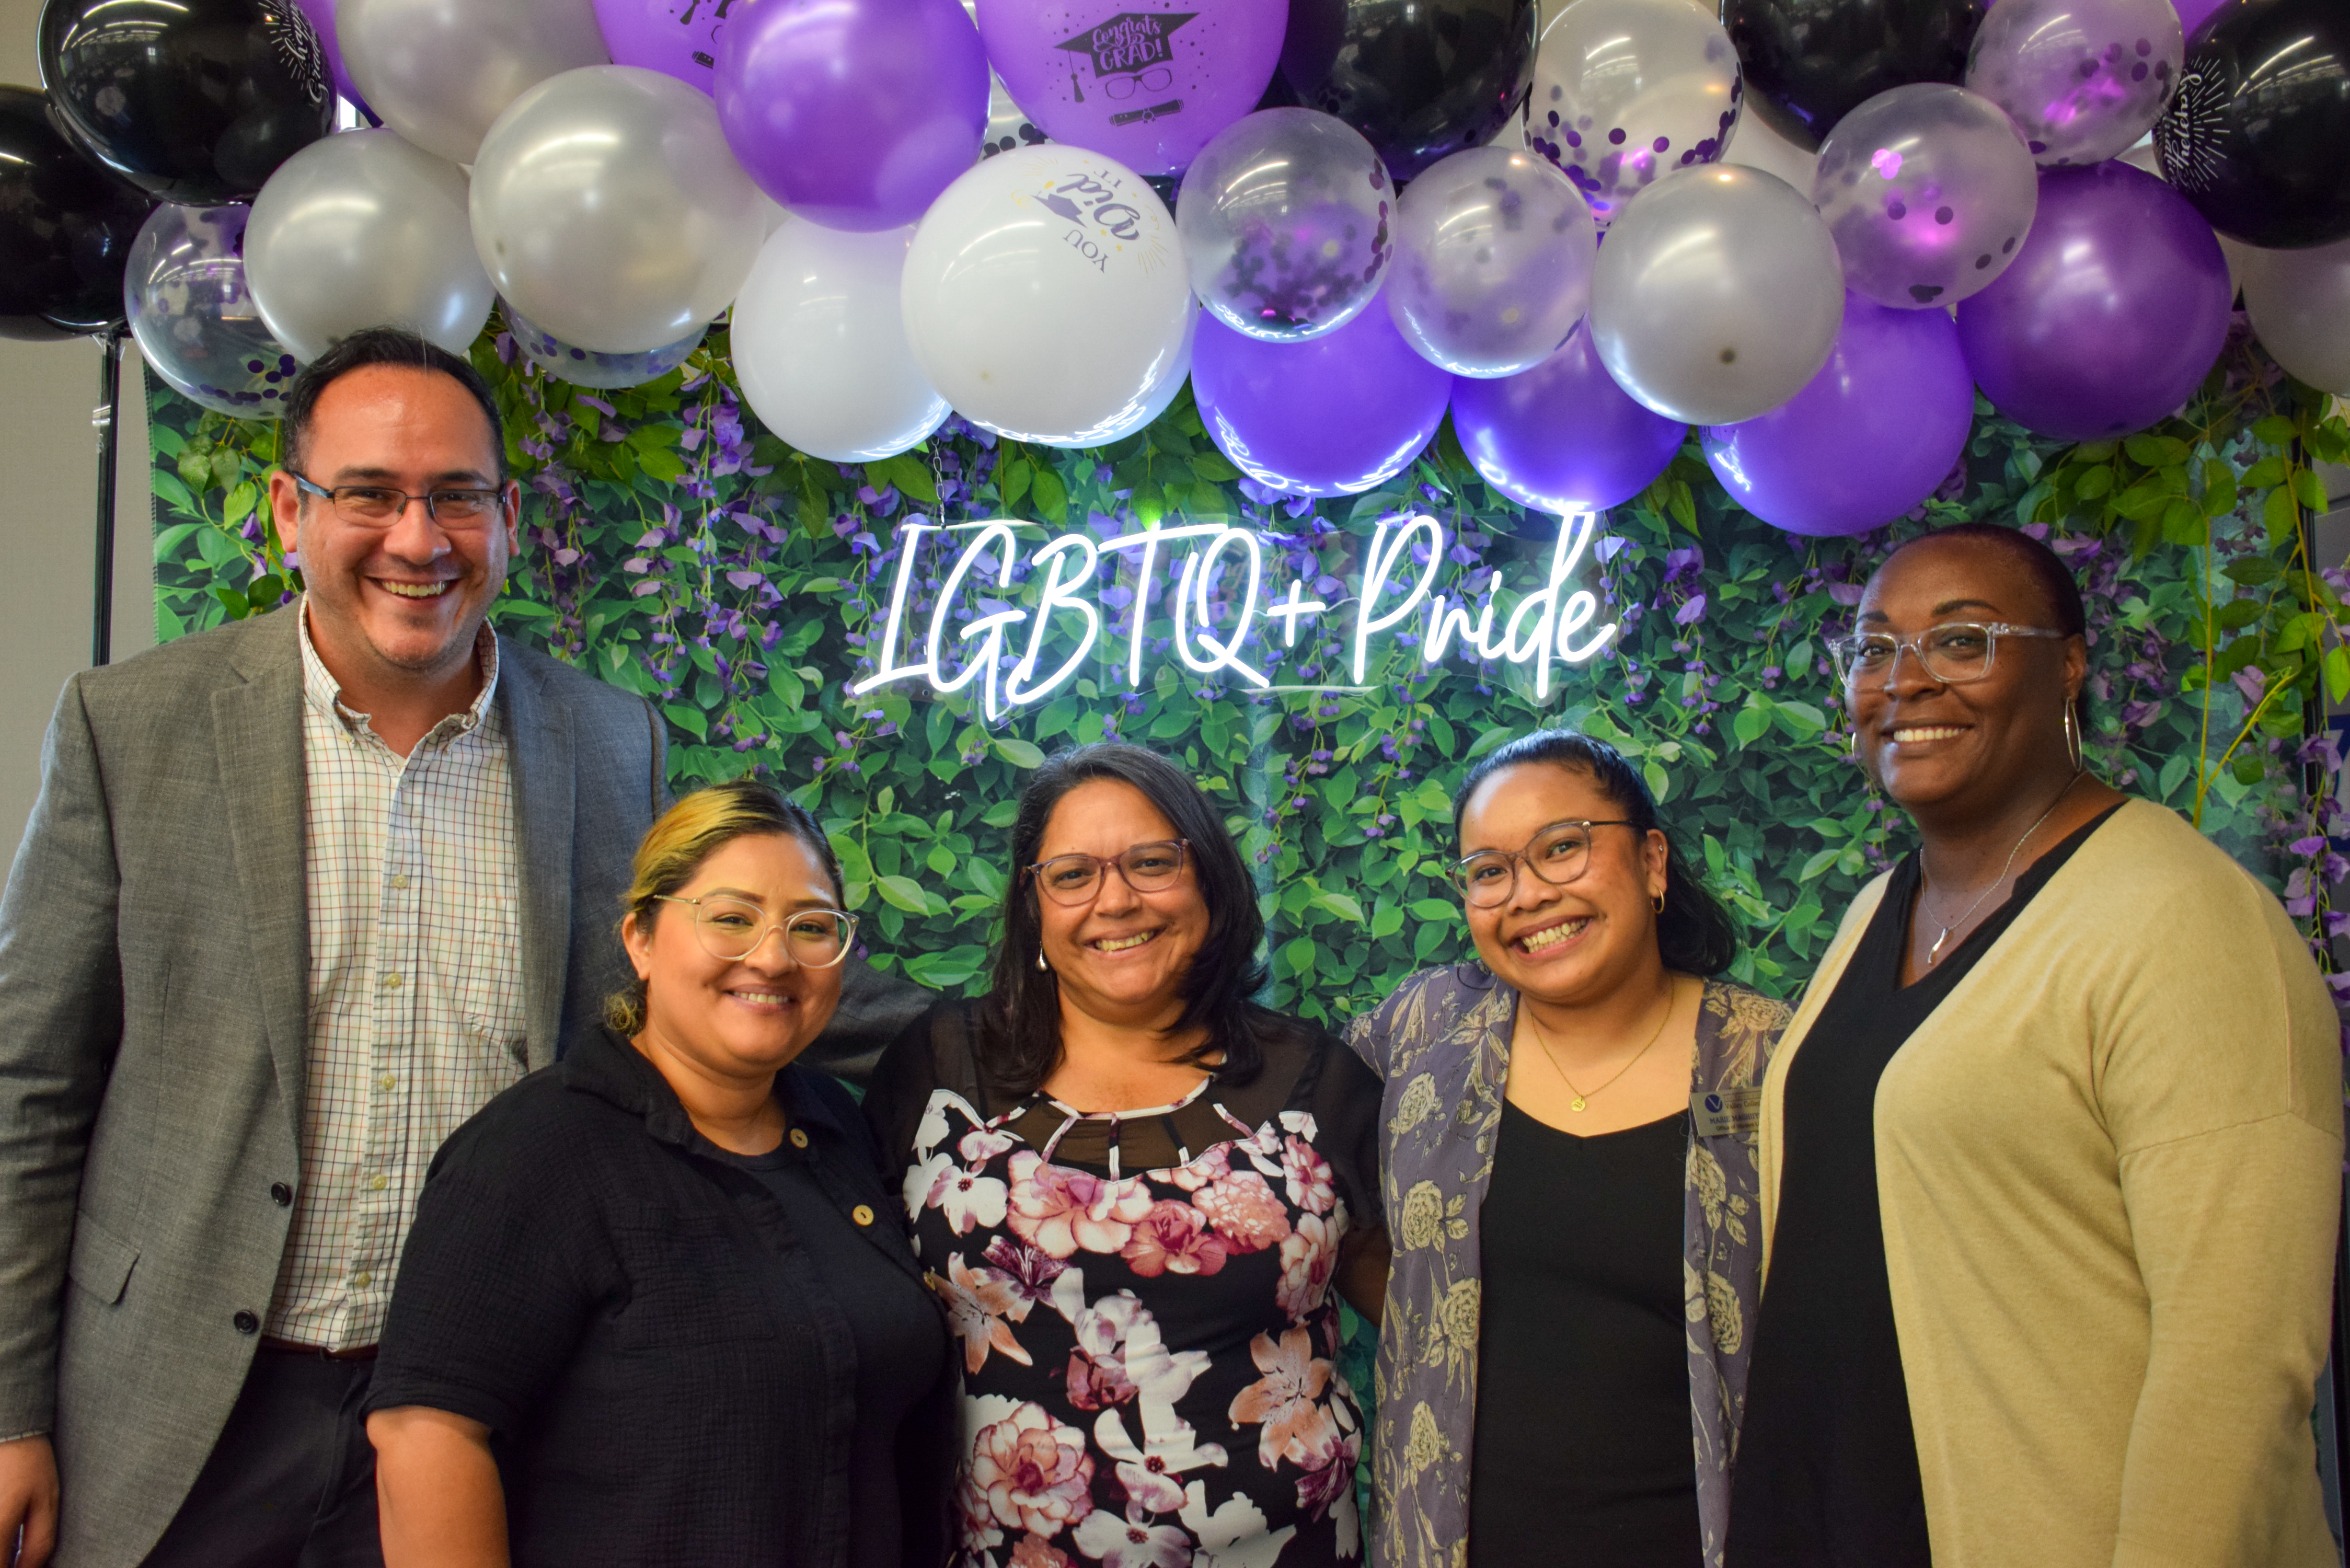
{"left": 865, "top": 743, "right": 1390, "bottom": 1568}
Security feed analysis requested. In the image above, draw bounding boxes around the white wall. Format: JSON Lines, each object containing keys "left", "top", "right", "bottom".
{"left": 0, "top": 0, "right": 154, "bottom": 856}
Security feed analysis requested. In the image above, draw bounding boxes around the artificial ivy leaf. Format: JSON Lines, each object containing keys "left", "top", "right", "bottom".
{"left": 2326, "top": 645, "right": 2350, "bottom": 706}
{"left": 876, "top": 874, "right": 931, "bottom": 914}
{"left": 662, "top": 703, "right": 708, "bottom": 740}
{"left": 1032, "top": 466, "right": 1068, "bottom": 524}
{"left": 993, "top": 736, "right": 1046, "bottom": 769}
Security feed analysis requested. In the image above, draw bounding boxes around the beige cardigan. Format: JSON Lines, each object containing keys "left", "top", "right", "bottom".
{"left": 1758, "top": 799, "right": 2344, "bottom": 1568}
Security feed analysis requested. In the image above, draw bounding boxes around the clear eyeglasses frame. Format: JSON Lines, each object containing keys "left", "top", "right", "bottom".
{"left": 1824, "top": 622, "right": 2068, "bottom": 688}
{"left": 652, "top": 894, "right": 858, "bottom": 967}
{"left": 1026, "top": 839, "right": 1191, "bottom": 907}
{"left": 290, "top": 472, "right": 510, "bottom": 529}
{"left": 1448, "top": 819, "right": 1640, "bottom": 908}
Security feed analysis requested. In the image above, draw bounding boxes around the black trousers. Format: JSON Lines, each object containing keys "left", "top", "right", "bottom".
{"left": 141, "top": 1348, "right": 383, "bottom": 1568}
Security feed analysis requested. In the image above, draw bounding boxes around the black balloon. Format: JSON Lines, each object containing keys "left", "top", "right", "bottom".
{"left": 1278, "top": 0, "right": 1538, "bottom": 182}
{"left": 39, "top": 0, "right": 335, "bottom": 205}
{"left": 1722, "top": 0, "right": 1984, "bottom": 150}
{"left": 0, "top": 86, "right": 151, "bottom": 340}
{"left": 2153, "top": 0, "right": 2350, "bottom": 249}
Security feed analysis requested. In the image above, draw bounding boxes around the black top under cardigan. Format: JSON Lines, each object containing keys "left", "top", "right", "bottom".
{"left": 366, "top": 1026, "right": 957, "bottom": 1568}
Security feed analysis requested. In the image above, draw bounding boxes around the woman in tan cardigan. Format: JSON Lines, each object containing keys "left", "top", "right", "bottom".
{"left": 1727, "top": 523, "right": 2342, "bottom": 1568}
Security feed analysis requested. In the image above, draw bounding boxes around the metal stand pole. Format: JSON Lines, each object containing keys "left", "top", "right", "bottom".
{"left": 90, "top": 325, "right": 125, "bottom": 668}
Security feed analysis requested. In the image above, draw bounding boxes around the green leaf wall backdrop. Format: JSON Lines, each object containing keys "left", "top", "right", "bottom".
{"left": 148, "top": 315, "right": 2350, "bottom": 1020}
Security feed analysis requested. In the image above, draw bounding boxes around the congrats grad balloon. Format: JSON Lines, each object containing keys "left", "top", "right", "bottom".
{"left": 39, "top": 0, "right": 335, "bottom": 204}
{"left": 976, "top": 1, "right": 1285, "bottom": 177}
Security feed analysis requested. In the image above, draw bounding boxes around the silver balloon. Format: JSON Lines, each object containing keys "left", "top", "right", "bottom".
{"left": 1587, "top": 163, "right": 1844, "bottom": 425}
{"left": 503, "top": 299, "right": 706, "bottom": 389}
{"left": 1813, "top": 85, "right": 2039, "bottom": 310}
{"left": 1176, "top": 108, "right": 1393, "bottom": 342}
{"left": 341, "top": 0, "right": 609, "bottom": 167}
{"left": 2242, "top": 237, "right": 2350, "bottom": 395}
{"left": 1525, "top": 0, "right": 1743, "bottom": 227}
{"left": 246, "top": 129, "right": 494, "bottom": 362}
{"left": 125, "top": 203, "right": 301, "bottom": 417}
{"left": 470, "top": 65, "right": 765, "bottom": 356}
{"left": 1386, "top": 146, "right": 1597, "bottom": 378}
{"left": 1966, "top": 0, "right": 2183, "bottom": 168}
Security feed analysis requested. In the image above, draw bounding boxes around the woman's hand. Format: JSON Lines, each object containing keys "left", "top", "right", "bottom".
{"left": 368, "top": 1406, "right": 509, "bottom": 1568}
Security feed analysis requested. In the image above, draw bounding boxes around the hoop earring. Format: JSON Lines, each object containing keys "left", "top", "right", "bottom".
{"left": 1652, "top": 892, "right": 1666, "bottom": 914}
{"left": 1847, "top": 727, "right": 1859, "bottom": 758}
{"left": 1036, "top": 948, "right": 1050, "bottom": 973}
{"left": 2064, "top": 704, "right": 2083, "bottom": 773}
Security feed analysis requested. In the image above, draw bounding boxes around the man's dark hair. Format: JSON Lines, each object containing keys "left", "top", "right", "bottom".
{"left": 1453, "top": 729, "right": 1738, "bottom": 977}
{"left": 281, "top": 327, "right": 509, "bottom": 482}
{"left": 985, "top": 742, "right": 1271, "bottom": 1091}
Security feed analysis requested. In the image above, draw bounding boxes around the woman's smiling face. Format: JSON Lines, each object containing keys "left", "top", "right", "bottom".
{"left": 1457, "top": 761, "right": 1667, "bottom": 1007}
{"left": 1034, "top": 778, "right": 1211, "bottom": 1031}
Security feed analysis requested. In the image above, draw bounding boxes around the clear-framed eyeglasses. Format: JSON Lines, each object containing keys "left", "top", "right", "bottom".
{"left": 653, "top": 895, "right": 858, "bottom": 967}
{"left": 290, "top": 472, "right": 510, "bottom": 530}
{"left": 1825, "top": 622, "right": 2067, "bottom": 687}
{"left": 1448, "top": 819, "right": 1639, "bottom": 907}
{"left": 1026, "top": 839, "right": 1190, "bottom": 907}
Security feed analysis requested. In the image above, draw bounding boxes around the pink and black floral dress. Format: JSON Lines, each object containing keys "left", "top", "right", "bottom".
{"left": 864, "top": 1001, "right": 1386, "bottom": 1568}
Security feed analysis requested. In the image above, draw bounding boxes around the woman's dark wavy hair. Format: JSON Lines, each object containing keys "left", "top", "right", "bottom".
{"left": 1452, "top": 730, "right": 1737, "bottom": 977}
{"left": 985, "top": 743, "right": 1270, "bottom": 1092}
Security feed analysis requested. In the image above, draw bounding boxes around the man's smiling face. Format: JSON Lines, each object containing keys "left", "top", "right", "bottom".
{"left": 275, "top": 363, "right": 517, "bottom": 685}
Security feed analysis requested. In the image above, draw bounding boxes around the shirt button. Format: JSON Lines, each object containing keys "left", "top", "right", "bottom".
{"left": 390, "top": 873, "right": 409, "bottom": 889}
{"left": 367, "top": 1173, "right": 388, "bottom": 1191}
{"left": 381, "top": 973, "right": 401, "bottom": 990}
{"left": 378, "top": 1074, "right": 397, "bottom": 1091}
{"left": 851, "top": 1205, "right": 874, "bottom": 1227}
{"left": 269, "top": 1182, "right": 293, "bottom": 1206}
{"left": 352, "top": 1271, "right": 372, "bottom": 1289}
{"left": 788, "top": 1128, "right": 809, "bottom": 1150}
{"left": 232, "top": 1310, "right": 258, "bottom": 1334}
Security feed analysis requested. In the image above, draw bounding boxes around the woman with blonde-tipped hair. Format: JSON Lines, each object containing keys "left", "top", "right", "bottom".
{"left": 364, "top": 778, "right": 954, "bottom": 1567}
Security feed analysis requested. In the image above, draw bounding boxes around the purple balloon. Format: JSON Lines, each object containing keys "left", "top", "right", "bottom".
{"left": 714, "top": 0, "right": 990, "bottom": 232}
{"left": 976, "top": 1, "right": 1285, "bottom": 177}
{"left": 1702, "top": 294, "right": 1974, "bottom": 536}
{"left": 2173, "top": 0, "right": 2228, "bottom": 39}
{"left": 1449, "top": 326, "right": 1687, "bottom": 514}
{"left": 1192, "top": 306, "right": 1451, "bottom": 497}
{"left": 1957, "top": 160, "right": 2229, "bottom": 441}
{"left": 290, "top": 0, "right": 368, "bottom": 113}
{"left": 595, "top": 0, "right": 731, "bottom": 94}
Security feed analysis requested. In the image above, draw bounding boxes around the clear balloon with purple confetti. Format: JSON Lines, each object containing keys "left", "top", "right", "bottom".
{"left": 125, "top": 202, "right": 301, "bottom": 418}
{"left": 1176, "top": 108, "right": 1393, "bottom": 342}
{"left": 1386, "top": 146, "right": 1598, "bottom": 378}
{"left": 1966, "top": 0, "right": 2184, "bottom": 168}
{"left": 1813, "top": 84, "right": 2041, "bottom": 310}
{"left": 1522, "top": 0, "right": 1743, "bottom": 228}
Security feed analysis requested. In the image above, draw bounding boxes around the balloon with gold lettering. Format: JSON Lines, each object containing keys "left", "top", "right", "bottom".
{"left": 901, "top": 145, "right": 1191, "bottom": 446}
{"left": 975, "top": 1, "right": 1285, "bottom": 176}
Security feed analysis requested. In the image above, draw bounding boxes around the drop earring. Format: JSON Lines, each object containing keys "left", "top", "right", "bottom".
{"left": 1036, "top": 948, "right": 1050, "bottom": 973}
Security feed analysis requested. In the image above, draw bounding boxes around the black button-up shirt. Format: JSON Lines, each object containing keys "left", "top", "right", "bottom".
{"left": 367, "top": 1027, "right": 954, "bottom": 1567}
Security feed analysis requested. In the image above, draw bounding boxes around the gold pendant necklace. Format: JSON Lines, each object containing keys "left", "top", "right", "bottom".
{"left": 1526, "top": 978, "right": 1677, "bottom": 1112}
{"left": 1919, "top": 771, "right": 2084, "bottom": 966}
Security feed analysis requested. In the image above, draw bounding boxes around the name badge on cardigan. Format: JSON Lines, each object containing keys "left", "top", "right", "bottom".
{"left": 1690, "top": 1085, "right": 1763, "bottom": 1139}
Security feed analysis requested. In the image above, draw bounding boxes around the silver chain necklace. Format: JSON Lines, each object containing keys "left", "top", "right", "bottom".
{"left": 1918, "top": 771, "right": 2084, "bottom": 966}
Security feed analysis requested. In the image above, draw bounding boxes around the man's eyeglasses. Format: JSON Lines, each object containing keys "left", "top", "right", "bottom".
{"left": 1448, "top": 820, "right": 1639, "bottom": 907}
{"left": 1824, "top": 622, "right": 2067, "bottom": 687}
{"left": 291, "top": 472, "right": 509, "bottom": 529}
{"left": 1026, "top": 840, "right": 1190, "bottom": 906}
{"left": 653, "top": 895, "right": 858, "bottom": 967}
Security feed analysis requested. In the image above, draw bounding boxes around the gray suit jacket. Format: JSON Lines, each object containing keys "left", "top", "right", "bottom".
{"left": 0, "top": 605, "right": 664, "bottom": 1567}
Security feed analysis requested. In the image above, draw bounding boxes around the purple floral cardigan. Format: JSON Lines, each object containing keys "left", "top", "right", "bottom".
{"left": 1344, "top": 964, "right": 1789, "bottom": 1568}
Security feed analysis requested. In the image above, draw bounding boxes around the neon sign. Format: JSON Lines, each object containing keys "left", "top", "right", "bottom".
{"left": 853, "top": 511, "right": 1619, "bottom": 719}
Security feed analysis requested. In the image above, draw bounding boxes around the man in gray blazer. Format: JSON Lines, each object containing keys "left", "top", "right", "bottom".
{"left": 0, "top": 329, "right": 666, "bottom": 1566}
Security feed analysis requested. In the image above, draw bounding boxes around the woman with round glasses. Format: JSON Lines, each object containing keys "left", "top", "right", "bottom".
{"left": 1728, "top": 524, "right": 2340, "bottom": 1568}
{"left": 1348, "top": 729, "right": 1789, "bottom": 1568}
{"left": 863, "top": 742, "right": 1391, "bottom": 1568}
{"left": 365, "top": 779, "right": 953, "bottom": 1566}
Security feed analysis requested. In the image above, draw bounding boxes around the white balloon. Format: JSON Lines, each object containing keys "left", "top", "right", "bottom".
{"left": 2242, "top": 237, "right": 2350, "bottom": 395}
{"left": 903, "top": 145, "right": 1192, "bottom": 446}
{"left": 340, "top": 0, "right": 609, "bottom": 166}
{"left": 1587, "top": 163, "right": 1844, "bottom": 425}
{"left": 1724, "top": 111, "right": 1818, "bottom": 193}
{"left": 470, "top": 66, "right": 765, "bottom": 355}
{"left": 732, "top": 222, "right": 949, "bottom": 463}
{"left": 246, "top": 129, "right": 493, "bottom": 363}
{"left": 1048, "top": 304, "right": 1196, "bottom": 449}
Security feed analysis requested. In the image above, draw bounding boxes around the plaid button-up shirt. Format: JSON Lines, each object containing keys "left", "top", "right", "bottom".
{"left": 266, "top": 602, "right": 526, "bottom": 1350}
